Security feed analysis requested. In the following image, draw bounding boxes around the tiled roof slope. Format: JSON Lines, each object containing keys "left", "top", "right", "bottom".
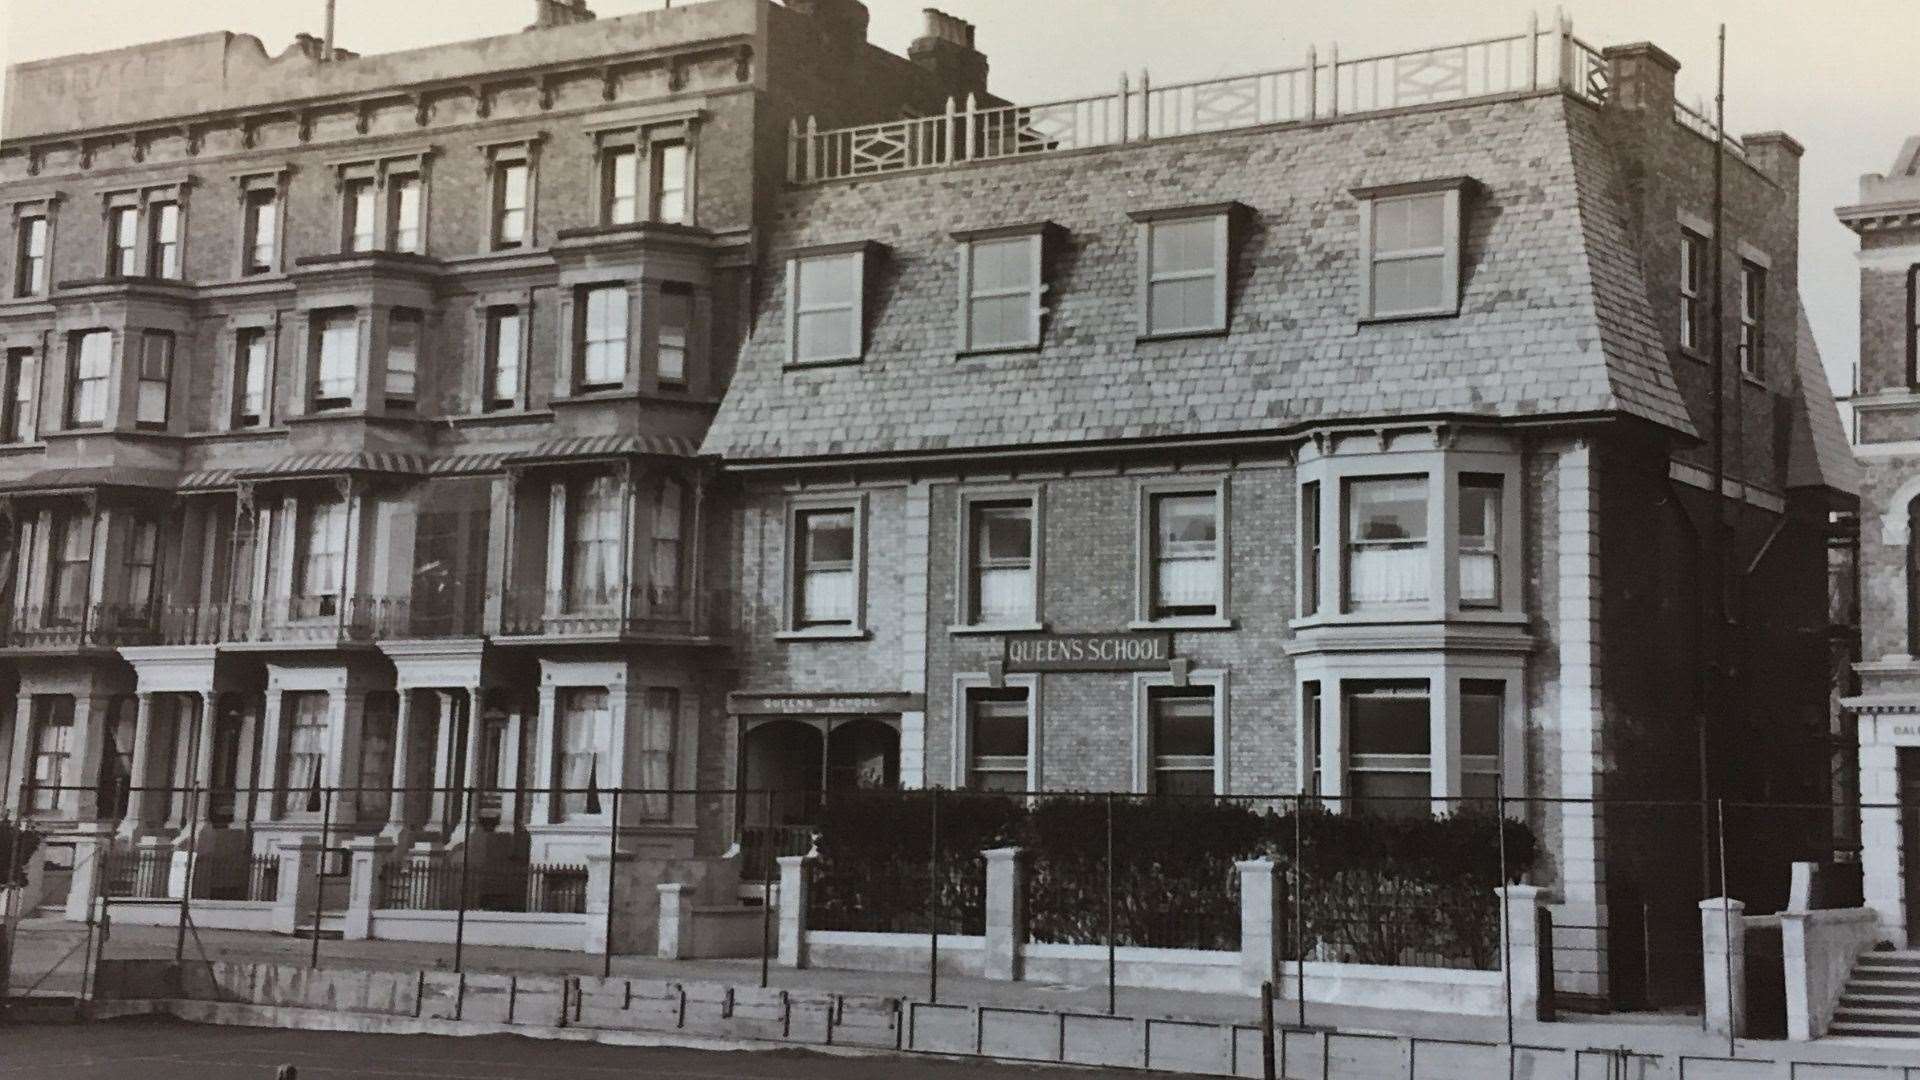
{"left": 703, "top": 93, "right": 1697, "bottom": 462}
{"left": 1787, "top": 300, "right": 1863, "bottom": 496}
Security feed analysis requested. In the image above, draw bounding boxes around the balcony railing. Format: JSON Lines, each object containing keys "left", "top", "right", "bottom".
{"left": 0, "top": 602, "right": 169, "bottom": 649}
{"left": 498, "top": 585, "right": 731, "bottom": 639}
{"left": 791, "top": 15, "right": 1613, "bottom": 183}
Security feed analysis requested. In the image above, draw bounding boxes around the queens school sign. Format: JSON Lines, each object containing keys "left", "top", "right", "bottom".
{"left": 1004, "top": 632, "right": 1174, "bottom": 672}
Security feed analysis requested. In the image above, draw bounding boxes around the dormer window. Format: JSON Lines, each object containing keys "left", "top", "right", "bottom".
{"left": 785, "top": 241, "right": 878, "bottom": 366}
{"left": 1353, "top": 178, "right": 1468, "bottom": 320}
{"left": 953, "top": 223, "right": 1055, "bottom": 353}
{"left": 1129, "top": 204, "right": 1243, "bottom": 339}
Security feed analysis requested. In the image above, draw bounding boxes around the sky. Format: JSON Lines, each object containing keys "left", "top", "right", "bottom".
{"left": 3, "top": 0, "right": 1913, "bottom": 403}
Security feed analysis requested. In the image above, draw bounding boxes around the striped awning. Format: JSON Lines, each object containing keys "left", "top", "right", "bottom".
{"left": 429, "top": 452, "right": 512, "bottom": 476}
{"left": 176, "top": 468, "right": 240, "bottom": 492}
{"left": 1840, "top": 694, "right": 1920, "bottom": 715}
{"left": 236, "top": 450, "right": 428, "bottom": 480}
{"left": 0, "top": 466, "right": 176, "bottom": 495}
{"left": 504, "top": 434, "right": 700, "bottom": 464}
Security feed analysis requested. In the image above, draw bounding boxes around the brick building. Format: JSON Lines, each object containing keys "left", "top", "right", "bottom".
{"left": 703, "top": 33, "right": 1857, "bottom": 1002}
{"left": 1839, "top": 136, "right": 1920, "bottom": 948}
{"left": 0, "top": 0, "right": 984, "bottom": 917}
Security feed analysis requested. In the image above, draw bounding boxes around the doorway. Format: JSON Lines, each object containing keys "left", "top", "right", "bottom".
{"left": 1902, "top": 748, "right": 1920, "bottom": 944}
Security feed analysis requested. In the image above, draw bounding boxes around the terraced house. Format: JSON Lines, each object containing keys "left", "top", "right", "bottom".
{"left": 704, "top": 28, "right": 1858, "bottom": 1004}
{"left": 0, "top": 0, "right": 987, "bottom": 935}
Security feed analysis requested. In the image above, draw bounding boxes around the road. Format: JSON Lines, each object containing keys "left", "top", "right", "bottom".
{"left": 0, "top": 1015, "right": 1150, "bottom": 1079}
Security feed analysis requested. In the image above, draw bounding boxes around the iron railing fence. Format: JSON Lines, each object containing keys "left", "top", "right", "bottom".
{"left": 790, "top": 15, "right": 1645, "bottom": 184}
{"left": 98, "top": 844, "right": 172, "bottom": 899}
{"left": 497, "top": 585, "right": 731, "bottom": 639}
{"left": 377, "top": 856, "right": 588, "bottom": 914}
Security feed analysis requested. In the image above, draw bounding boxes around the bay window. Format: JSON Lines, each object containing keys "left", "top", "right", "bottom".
{"left": 385, "top": 310, "right": 420, "bottom": 407}
{"left": 1301, "top": 481, "right": 1321, "bottom": 615}
{"left": 1148, "top": 687, "right": 1216, "bottom": 796}
{"left": 66, "top": 329, "right": 110, "bottom": 428}
{"left": 123, "top": 517, "right": 160, "bottom": 612}
{"left": 649, "top": 478, "right": 684, "bottom": 612}
{"left": 27, "top": 696, "right": 75, "bottom": 814}
{"left": 1344, "top": 476, "right": 1428, "bottom": 609}
{"left": 233, "top": 328, "right": 270, "bottom": 428}
{"left": 656, "top": 284, "right": 692, "bottom": 386}
{"left": 281, "top": 692, "right": 328, "bottom": 811}
{"left": 1344, "top": 680, "right": 1431, "bottom": 818}
{"left": 556, "top": 688, "right": 609, "bottom": 818}
{"left": 793, "top": 507, "right": 857, "bottom": 628}
{"left": 483, "top": 306, "right": 524, "bottom": 411}
{"left": 310, "top": 310, "right": 358, "bottom": 410}
{"left": 565, "top": 476, "right": 622, "bottom": 611}
{"left": 1147, "top": 490, "right": 1221, "bottom": 619}
{"left": 966, "top": 498, "right": 1036, "bottom": 626}
{"left": 578, "top": 285, "right": 628, "bottom": 391}
{"left": 967, "top": 688, "right": 1030, "bottom": 793}
{"left": 48, "top": 512, "right": 93, "bottom": 623}
{"left": 1460, "top": 680, "right": 1504, "bottom": 804}
{"left": 135, "top": 330, "right": 172, "bottom": 429}
{"left": 2, "top": 347, "right": 36, "bottom": 443}
{"left": 295, "top": 498, "right": 348, "bottom": 618}
{"left": 1457, "top": 475, "right": 1501, "bottom": 607}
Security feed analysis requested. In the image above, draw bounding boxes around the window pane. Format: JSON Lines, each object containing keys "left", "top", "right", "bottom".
{"left": 605, "top": 148, "right": 637, "bottom": 224}
{"left": 1459, "top": 476, "right": 1501, "bottom": 605}
{"left": 805, "top": 511, "right": 855, "bottom": 563}
{"left": 979, "top": 505, "right": 1032, "bottom": 560}
{"left": 1154, "top": 492, "right": 1218, "bottom": 613}
{"left": 798, "top": 254, "right": 856, "bottom": 306}
{"left": 971, "top": 237, "right": 1030, "bottom": 293}
{"left": 488, "top": 310, "right": 522, "bottom": 405}
{"left": 582, "top": 287, "right": 628, "bottom": 386}
{"left": 386, "top": 313, "right": 419, "bottom": 397}
{"left": 390, "top": 176, "right": 422, "bottom": 252}
{"left": 1461, "top": 681, "right": 1503, "bottom": 758}
{"left": 969, "top": 295, "right": 1029, "bottom": 349}
{"left": 1151, "top": 218, "right": 1215, "bottom": 275}
{"left": 315, "top": 312, "right": 358, "bottom": 403}
{"left": 1372, "top": 255, "right": 1445, "bottom": 314}
{"left": 1351, "top": 477, "right": 1427, "bottom": 541}
{"left": 658, "top": 287, "right": 692, "bottom": 383}
{"left": 1347, "top": 682, "right": 1430, "bottom": 755}
{"left": 1152, "top": 691, "right": 1214, "bottom": 756}
{"left": 652, "top": 142, "right": 688, "bottom": 224}
{"left": 247, "top": 192, "right": 277, "bottom": 270}
{"left": 346, "top": 180, "right": 375, "bottom": 251}
{"left": 1150, "top": 277, "right": 1216, "bottom": 333}
{"left": 1350, "top": 771, "right": 1430, "bottom": 817}
{"left": 1375, "top": 194, "right": 1444, "bottom": 254}
{"left": 796, "top": 310, "right": 854, "bottom": 361}
{"left": 971, "top": 694, "right": 1028, "bottom": 756}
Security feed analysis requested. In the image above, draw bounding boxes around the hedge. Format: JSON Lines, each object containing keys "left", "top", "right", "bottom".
{"left": 806, "top": 793, "right": 1537, "bottom": 969}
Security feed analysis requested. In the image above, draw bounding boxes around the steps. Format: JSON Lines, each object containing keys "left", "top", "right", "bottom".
{"left": 1830, "top": 951, "right": 1920, "bottom": 1038}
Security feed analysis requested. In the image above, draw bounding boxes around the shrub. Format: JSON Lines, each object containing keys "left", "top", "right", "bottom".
{"left": 808, "top": 790, "right": 1023, "bottom": 934}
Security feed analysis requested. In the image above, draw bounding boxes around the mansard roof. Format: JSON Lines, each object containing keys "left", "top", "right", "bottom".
{"left": 703, "top": 92, "right": 1696, "bottom": 463}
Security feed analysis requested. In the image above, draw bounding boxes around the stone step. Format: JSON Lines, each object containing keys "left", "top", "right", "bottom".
{"left": 1828, "top": 1022, "right": 1920, "bottom": 1038}
{"left": 1857, "top": 953, "right": 1920, "bottom": 967}
{"left": 1831, "top": 1004, "right": 1920, "bottom": 1020}
{"left": 1839, "top": 991, "right": 1920, "bottom": 1009}
{"left": 1848, "top": 970, "right": 1920, "bottom": 986}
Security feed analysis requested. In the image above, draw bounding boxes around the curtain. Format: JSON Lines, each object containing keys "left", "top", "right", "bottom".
{"left": 1349, "top": 546, "right": 1428, "bottom": 605}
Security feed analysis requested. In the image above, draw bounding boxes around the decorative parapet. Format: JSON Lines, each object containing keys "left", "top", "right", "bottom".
{"left": 789, "top": 14, "right": 1611, "bottom": 184}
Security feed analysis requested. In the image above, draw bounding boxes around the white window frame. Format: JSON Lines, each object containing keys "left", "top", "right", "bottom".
{"left": 952, "top": 223, "right": 1053, "bottom": 353}
{"left": 780, "top": 494, "right": 866, "bottom": 639}
{"left": 1679, "top": 225, "right": 1708, "bottom": 356}
{"left": 106, "top": 199, "right": 140, "bottom": 276}
{"left": 1129, "top": 204, "right": 1238, "bottom": 338}
{"left": 1294, "top": 438, "right": 1524, "bottom": 626}
{"left": 785, "top": 241, "right": 878, "bottom": 366}
{"left": 308, "top": 308, "right": 361, "bottom": 411}
{"left": 1132, "top": 477, "right": 1231, "bottom": 628}
{"left": 231, "top": 323, "right": 274, "bottom": 429}
{"left": 481, "top": 302, "right": 528, "bottom": 412}
{"left": 554, "top": 686, "right": 612, "bottom": 821}
{"left": 235, "top": 170, "right": 288, "bottom": 277}
{"left": 1353, "top": 178, "right": 1466, "bottom": 320}
{"left": 65, "top": 328, "right": 111, "bottom": 429}
{"left": 952, "top": 485, "right": 1045, "bottom": 632}
{"left": 1131, "top": 669, "right": 1229, "bottom": 795}
{"left": 341, "top": 172, "right": 377, "bottom": 253}
{"left": 575, "top": 283, "right": 631, "bottom": 392}
{"left": 487, "top": 146, "right": 536, "bottom": 251}
{"left": 295, "top": 497, "right": 349, "bottom": 617}
{"left": 951, "top": 672, "right": 1041, "bottom": 791}
{"left": 11, "top": 196, "right": 57, "bottom": 298}
{"left": 147, "top": 199, "right": 182, "bottom": 279}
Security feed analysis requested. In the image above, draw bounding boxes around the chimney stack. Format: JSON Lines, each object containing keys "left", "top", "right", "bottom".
{"left": 787, "top": 0, "right": 870, "bottom": 44}
{"left": 909, "top": 9, "right": 987, "bottom": 100}
{"left": 529, "top": 0, "right": 597, "bottom": 31}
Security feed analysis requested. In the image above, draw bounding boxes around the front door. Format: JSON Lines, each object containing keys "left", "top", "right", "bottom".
{"left": 1903, "top": 749, "right": 1920, "bottom": 944}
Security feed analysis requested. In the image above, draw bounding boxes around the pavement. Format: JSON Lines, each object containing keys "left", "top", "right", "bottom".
{"left": 0, "top": 1013, "right": 1167, "bottom": 1078}
{"left": 10, "top": 915, "right": 1920, "bottom": 1071}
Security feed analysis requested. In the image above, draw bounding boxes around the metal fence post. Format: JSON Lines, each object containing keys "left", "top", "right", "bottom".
{"left": 1293, "top": 794, "right": 1306, "bottom": 1029}
{"left": 928, "top": 787, "right": 940, "bottom": 1004}
{"left": 1105, "top": 791, "right": 1116, "bottom": 1016}
{"left": 454, "top": 784, "right": 474, "bottom": 974}
{"left": 310, "top": 786, "right": 331, "bottom": 970}
{"left": 1260, "top": 979, "right": 1277, "bottom": 1080}
{"left": 175, "top": 709, "right": 206, "bottom": 964}
{"left": 603, "top": 788, "right": 620, "bottom": 980}
{"left": 1716, "top": 797, "right": 1734, "bottom": 1058}
{"left": 759, "top": 786, "right": 773, "bottom": 990}
{"left": 1498, "top": 786, "right": 1514, "bottom": 1048}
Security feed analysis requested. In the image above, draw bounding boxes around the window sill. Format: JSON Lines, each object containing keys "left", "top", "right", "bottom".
{"left": 947, "top": 621, "right": 1047, "bottom": 636}
{"left": 1128, "top": 616, "right": 1235, "bottom": 631}
{"left": 0, "top": 441, "right": 46, "bottom": 454}
{"left": 1741, "top": 373, "right": 1769, "bottom": 389}
{"left": 956, "top": 343, "right": 1042, "bottom": 360}
{"left": 784, "top": 355, "right": 865, "bottom": 371}
{"left": 1137, "top": 327, "right": 1228, "bottom": 344}
{"left": 449, "top": 408, "right": 557, "bottom": 427}
{"left": 1357, "top": 307, "right": 1461, "bottom": 326}
{"left": 776, "top": 626, "right": 870, "bottom": 642}
{"left": 1290, "top": 608, "right": 1529, "bottom": 631}
{"left": 1679, "top": 346, "right": 1708, "bottom": 363}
